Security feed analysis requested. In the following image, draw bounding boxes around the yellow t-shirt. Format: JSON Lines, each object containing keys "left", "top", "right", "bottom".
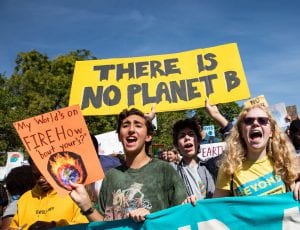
{"left": 10, "top": 185, "right": 88, "bottom": 230}
{"left": 216, "top": 156, "right": 286, "bottom": 196}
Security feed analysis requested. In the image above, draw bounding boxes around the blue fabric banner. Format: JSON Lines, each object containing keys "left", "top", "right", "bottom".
{"left": 56, "top": 192, "right": 300, "bottom": 230}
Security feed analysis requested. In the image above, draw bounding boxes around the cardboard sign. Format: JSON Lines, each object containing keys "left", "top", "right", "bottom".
{"left": 6, "top": 152, "right": 24, "bottom": 168}
{"left": 13, "top": 105, "right": 104, "bottom": 195}
{"left": 95, "top": 130, "right": 124, "bottom": 156}
{"left": 203, "top": 125, "right": 215, "bottom": 137}
{"left": 244, "top": 95, "right": 268, "bottom": 108}
{"left": 198, "top": 142, "right": 226, "bottom": 161}
{"left": 69, "top": 43, "right": 250, "bottom": 115}
{"left": 0, "top": 152, "right": 25, "bottom": 181}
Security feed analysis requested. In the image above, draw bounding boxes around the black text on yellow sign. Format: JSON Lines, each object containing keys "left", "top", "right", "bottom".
{"left": 69, "top": 43, "right": 250, "bottom": 115}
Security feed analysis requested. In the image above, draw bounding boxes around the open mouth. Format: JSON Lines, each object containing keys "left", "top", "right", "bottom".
{"left": 183, "top": 143, "right": 194, "bottom": 149}
{"left": 249, "top": 130, "right": 262, "bottom": 140}
{"left": 126, "top": 136, "right": 137, "bottom": 143}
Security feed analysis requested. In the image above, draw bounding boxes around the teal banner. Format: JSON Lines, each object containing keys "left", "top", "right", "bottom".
{"left": 56, "top": 192, "right": 300, "bottom": 229}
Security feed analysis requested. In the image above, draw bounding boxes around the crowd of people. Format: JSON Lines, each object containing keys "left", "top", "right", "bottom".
{"left": 1, "top": 99, "right": 300, "bottom": 229}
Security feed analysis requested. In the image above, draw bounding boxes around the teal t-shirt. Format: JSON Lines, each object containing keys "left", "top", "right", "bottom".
{"left": 98, "top": 158, "right": 187, "bottom": 221}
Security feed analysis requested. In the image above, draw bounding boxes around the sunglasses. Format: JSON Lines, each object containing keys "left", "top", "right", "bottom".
{"left": 243, "top": 117, "right": 269, "bottom": 126}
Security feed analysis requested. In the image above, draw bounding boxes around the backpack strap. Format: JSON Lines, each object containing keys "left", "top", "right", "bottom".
{"left": 230, "top": 174, "right": 234, "bottom": 196}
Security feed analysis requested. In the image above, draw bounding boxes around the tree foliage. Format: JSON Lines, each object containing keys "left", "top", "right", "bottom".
{"left": 0, "top": 49, "right": 117, "bottom": 155}
{"left": 0, "top": 74, "right": 22, "bottom": 151}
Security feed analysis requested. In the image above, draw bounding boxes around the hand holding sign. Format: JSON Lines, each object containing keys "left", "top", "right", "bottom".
{"left": 13, "top": 105, "right": 104, "bottom": 195}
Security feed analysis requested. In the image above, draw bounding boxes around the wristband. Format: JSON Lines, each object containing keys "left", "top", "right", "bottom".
{"left": 80, "top": 207, "right": 95, "bottom": 216}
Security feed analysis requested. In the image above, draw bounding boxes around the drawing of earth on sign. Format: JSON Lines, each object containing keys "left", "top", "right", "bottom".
{"left": 47, "top": 152, "right": 87, "bottom": 190}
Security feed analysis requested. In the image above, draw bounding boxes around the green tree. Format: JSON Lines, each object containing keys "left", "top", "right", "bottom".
{"left": 0, "top": 74, "right": 23, "bottom": 152}
{"left": 2, "top": 49, "right": 117, "bottom": 152}
{"left": 8, "top": 49, "right": 96, "bottom": 116}
{"left": 152, "top": 110, "right": 187, "bottom": 148}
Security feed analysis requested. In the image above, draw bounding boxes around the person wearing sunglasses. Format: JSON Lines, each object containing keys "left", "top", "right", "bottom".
{"left": 213, "top": 105, "right": 300, "bottom": 200}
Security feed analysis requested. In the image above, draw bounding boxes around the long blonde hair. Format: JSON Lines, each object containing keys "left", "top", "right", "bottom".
{"left": 220, "top": 105, "right": 297, "bottom": 186}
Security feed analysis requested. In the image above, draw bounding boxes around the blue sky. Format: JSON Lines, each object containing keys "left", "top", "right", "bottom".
{"left": 1, "top": 0, "right": 300, "bottom": 112}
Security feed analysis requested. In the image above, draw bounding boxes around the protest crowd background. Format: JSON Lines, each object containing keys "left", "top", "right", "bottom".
{"left": 1, "top": 48, "right": 300, "bottom": 229}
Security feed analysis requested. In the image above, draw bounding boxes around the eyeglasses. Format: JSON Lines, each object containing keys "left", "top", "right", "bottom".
{"left": 243, "top": 117, "right": 269, "bottom": 126}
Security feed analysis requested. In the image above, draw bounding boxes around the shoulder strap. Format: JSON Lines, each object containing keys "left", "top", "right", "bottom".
{"left": 230, "top": 174, "right": 234, "bottom": 196}
{"left": 177, "top": 163, "right": 193, "bottom": 196}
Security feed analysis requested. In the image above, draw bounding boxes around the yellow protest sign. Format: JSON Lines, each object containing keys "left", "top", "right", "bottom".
{"left": 69, "top": 43, "right": 250, "bottom": 115}
{"left": 244, "top": 95, "right": 269, "bottom": 108}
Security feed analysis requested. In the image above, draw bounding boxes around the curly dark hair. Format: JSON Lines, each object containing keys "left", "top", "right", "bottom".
{"left": 172, "top": 118, "right": 202, "bottom": 147}
{"left": 5, "top": 165, "right": 36, "bottom": 196}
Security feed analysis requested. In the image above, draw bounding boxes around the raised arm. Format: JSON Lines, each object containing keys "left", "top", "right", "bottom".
{"left": 205, "top": 98, "right": 228, "bottom": 129}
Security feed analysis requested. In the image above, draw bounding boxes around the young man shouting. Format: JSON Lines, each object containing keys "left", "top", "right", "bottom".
{"left": 69, "top": 108, "right": 187, "bottom": 222}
